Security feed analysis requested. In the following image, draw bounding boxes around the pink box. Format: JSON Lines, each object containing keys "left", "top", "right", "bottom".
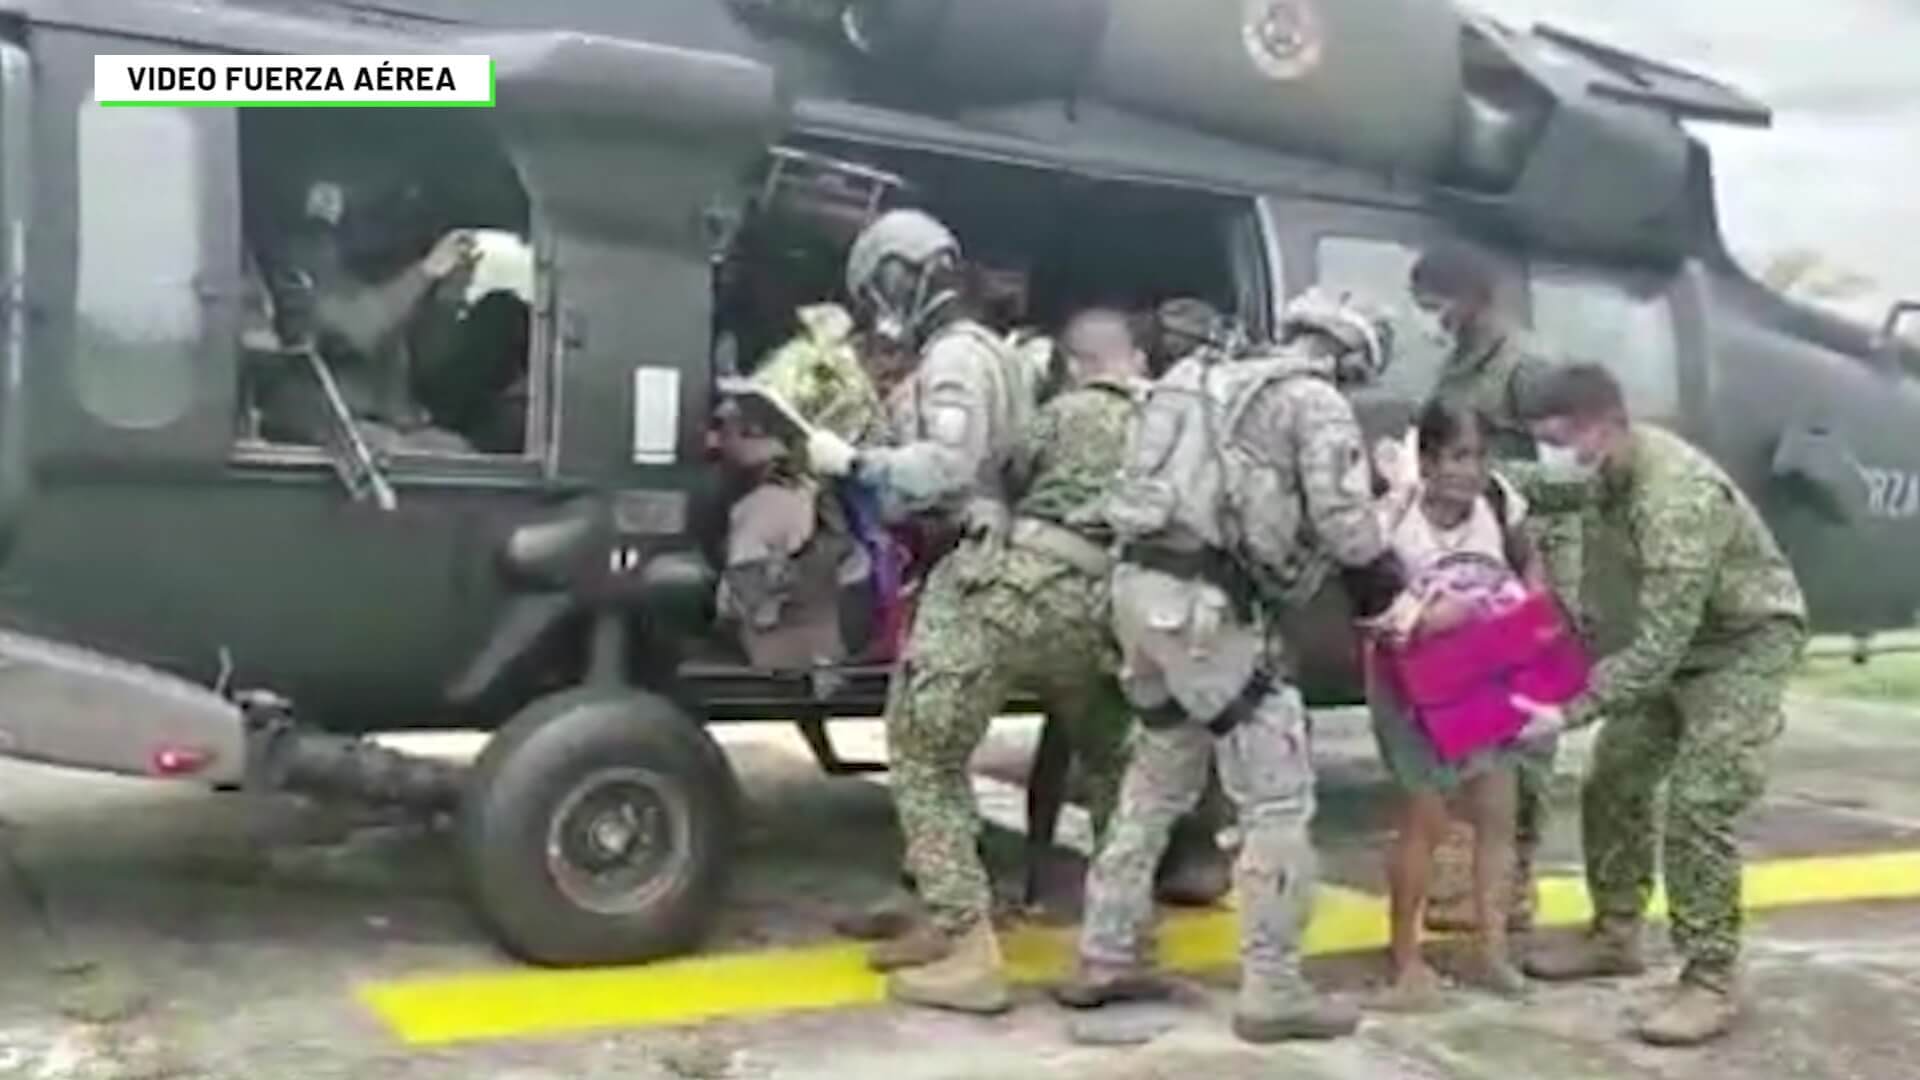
{"left": 1380, "top": 591, "right": 1592, "bottom": 763}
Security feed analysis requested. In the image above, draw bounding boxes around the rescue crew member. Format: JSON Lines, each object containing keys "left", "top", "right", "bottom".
{"left": 1510, "top": 363, "right": 1808, "bottom": 1046}
{"left": 1055, "top": 289, "right": 1404, "bottom": 1044}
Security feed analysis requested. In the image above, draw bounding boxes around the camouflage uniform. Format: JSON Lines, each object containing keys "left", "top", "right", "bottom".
{"left": 1556, "top": 425, "right": 1807, "bottom": 989}
{"left": 1076, "top": 329, "right": 1393, "bottom": 1039}
{"left": 889, "top": 378, "right": 1139, "bottom": 937}
{"left": 869, "top": 318, "right": 1037, "bottom": 936}
{"left": 1427, "top": 320, "right": 1577, "bottom": 924}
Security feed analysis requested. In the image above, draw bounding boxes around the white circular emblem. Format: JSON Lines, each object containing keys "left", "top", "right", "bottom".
{"left": 1242, "top": 0, "right": 1324, "bottom": 81}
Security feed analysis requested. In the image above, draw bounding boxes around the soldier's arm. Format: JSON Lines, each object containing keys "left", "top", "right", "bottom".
{"left": 853, "top": 335, "right": 994, "bottom": 514}
{"left": 1283, "top": 382, "right": 1402, "bottom": 616}
{"left": 315, "top": 265, "right": 437, "bottom": 356}
{"left": 1563, "top": 478, "right": 1735, "bottom": 729}
{"left": 1496, "top": 461, "right": 1602, "bottom": 515}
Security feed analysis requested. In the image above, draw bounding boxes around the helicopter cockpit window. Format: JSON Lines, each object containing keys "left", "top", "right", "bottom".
{"left": 234, "top": 109, "right": 537, "bottom": 461}
{"left": 1314, "top": 236, "right": 1459, "bottom": 400}
{"left": 72, "top": 106, "right": 204, "bottom": 431}
{"left": 1529, "top": 269, "right": 1681, "bottom": 420}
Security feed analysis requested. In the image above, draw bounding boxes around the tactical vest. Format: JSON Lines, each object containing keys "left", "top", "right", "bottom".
{"left": 1105, "top": 347, "right": 1336, "bottom": 608}
{"left": 915, "top": 318, "right": 1037, "bottom": 506}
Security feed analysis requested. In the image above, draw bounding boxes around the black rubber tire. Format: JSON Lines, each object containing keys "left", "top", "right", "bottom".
{"left": 460, "top": 688, "right": 735, "bottom": 966}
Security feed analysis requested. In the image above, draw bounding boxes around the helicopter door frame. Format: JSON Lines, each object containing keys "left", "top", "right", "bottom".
{"left": 32, "top": 26, "right": 244, "bottom": 472}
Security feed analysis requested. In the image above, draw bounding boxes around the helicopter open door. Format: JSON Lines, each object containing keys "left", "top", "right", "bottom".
{"left": 0, "top": 39, "right": 28, "bottom": 562}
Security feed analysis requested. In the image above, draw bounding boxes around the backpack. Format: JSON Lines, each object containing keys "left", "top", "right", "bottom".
{"left": 1104, "top": 345, "right": 1334, "bottom": 607}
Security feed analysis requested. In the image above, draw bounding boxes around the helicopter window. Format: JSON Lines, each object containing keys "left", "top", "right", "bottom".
{"left": 1529, "top": 270, "right": 1681, "bottom": 420}
{"left": 1314, "top": 236, "right": 1458, "bottom": 400}
{"left": 72, "top": 105, "right": 205, "bottom": 431}
{"left": 233, "top": 109, "right": 537, "bottom": 461}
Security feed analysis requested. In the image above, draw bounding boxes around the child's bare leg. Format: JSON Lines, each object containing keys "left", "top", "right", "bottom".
{"left": 1465, "top": 764, "right": 1528, "bottom": 996}
{"left": 1378, "top": 790, "right": 1449, "bottom": 1009}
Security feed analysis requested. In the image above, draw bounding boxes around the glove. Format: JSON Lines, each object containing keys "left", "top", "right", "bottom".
{"left": 1510, "top": 694, "right": 1568, "bottom": 744}
{"left": 805, "top": 428, "right": 859, "bottom": 478}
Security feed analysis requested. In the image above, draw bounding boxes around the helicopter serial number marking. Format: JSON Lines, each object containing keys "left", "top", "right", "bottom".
{"left": 1859, "top": 465, "right": 1920, "bottom": 520}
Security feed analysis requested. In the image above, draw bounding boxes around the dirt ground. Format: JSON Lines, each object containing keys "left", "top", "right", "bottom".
{"left": 0, "top": 689, "right": 1916, "bottom": 1079}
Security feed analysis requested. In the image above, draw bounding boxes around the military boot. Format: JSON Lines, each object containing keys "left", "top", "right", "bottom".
{"left": 1636, "top": 980, "right": 1738, "bottom": 1046}
{"left": 887, "top": 921, "right": 1012, "bottom": 1015}
{"left": 867, "top": 921, "right": 952, "bottom": 972}
{"left": 1230, "top": 979, "right": 1360, "bottom": 1044}
{"left": 1524, "top": 918, "right": 1645, "bottom": 982}
{"left": 1051, "top": 960, "right": 1178, "bottom": 1009}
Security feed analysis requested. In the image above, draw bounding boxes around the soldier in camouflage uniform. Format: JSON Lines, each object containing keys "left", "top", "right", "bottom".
{"left": 1054, "top": 290, "right": 1405, "bottom": 1044}
{"left": 1508, "top": 364, "right": 1807, "bottom": 1046}
{"left": 1408, "top": 246, "right": 1579, "bottom": 935}
{"left": 804, "top": 210, "right": 1040, "bottom": 1014}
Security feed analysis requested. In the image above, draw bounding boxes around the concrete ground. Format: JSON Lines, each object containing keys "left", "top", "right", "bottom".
{"left": 0, "top": 686, "right": 1916, "bottom": 1079}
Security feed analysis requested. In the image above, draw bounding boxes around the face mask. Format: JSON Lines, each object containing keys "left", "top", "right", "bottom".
{"left": 1535, "top": 441, "right": 1597, "bottom": 482}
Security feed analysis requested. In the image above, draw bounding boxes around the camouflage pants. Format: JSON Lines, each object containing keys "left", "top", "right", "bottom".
{"left": 887, "top": 542, "right": 1132, "bottom": 935}
{"left": 1431, "top": 510, "right": 1580, "bottom": 911}
{"left": 1080, "top": 565, "right": 1318, "bottom": 1000}
{"left": 1583, "top": 619, "right": 1803, "bottom": 988}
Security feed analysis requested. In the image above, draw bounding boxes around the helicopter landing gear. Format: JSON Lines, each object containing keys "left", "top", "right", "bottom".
{"left": 459, "top": 687, "right": 738, "bottom": 966}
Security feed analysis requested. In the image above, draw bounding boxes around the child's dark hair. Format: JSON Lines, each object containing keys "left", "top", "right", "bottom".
{"left": 1415, "top": 397, "right": 1486, "bottom": 460}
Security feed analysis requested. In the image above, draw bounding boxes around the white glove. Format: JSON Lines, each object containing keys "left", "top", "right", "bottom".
{"left": 1510, "top": 694, "right": 1568, "bottom": 743}
{"left": 805, "top": 428, "right": 859, "bottom": 478}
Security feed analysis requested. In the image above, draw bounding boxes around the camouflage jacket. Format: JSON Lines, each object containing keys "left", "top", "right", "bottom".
{"left": 861, "top": 318, "right": 1035, "bottom": 524}
{"left": 1432, "top": 319, "right": 1558, "bottom": 462}
{"left": 1009, "top": 376, "right": 1137, "bottom": 537}
{"left": 1565, "top": 424, "right": 1808, "bottom": 728}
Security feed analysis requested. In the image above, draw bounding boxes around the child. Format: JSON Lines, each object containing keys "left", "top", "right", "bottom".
{"left": 1366, "top": 398, "right": 1544, "bottom": 1010}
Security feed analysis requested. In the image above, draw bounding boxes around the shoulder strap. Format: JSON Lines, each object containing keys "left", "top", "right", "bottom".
{"left": 1483, "top": 474, "right": 1529, "bottom": 575}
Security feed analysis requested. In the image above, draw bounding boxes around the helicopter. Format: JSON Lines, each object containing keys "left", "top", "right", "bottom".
{"left": 0, "top": 0, "right": 1913, "bottom": 970}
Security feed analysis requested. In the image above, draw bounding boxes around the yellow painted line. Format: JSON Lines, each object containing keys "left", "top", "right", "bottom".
{"left": 359, "top": 850, "right": 1920, "bottom": 1046}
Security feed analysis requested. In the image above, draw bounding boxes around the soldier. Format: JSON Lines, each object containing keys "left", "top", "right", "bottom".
{"left": 1408, "top": 245, "right": 1578, "bottom": 935}
{"left": 1508, "top": 364, "right": 1807, "bottom": 1046}
{"left": 260, "top": 177, "right": 480, "bottom": 454}
{"left": 802, "top": 209, "right": 1041, "bottom": 1013}
{"left": 1055, "top": 290, "right": 1404, "bottom": 1044}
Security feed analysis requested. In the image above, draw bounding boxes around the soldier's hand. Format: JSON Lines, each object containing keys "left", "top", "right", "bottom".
{"left": 423, "top": 230, "right": 480, "bottom": 280}
{"left": 805, "top": 429, "right": 859, "bottom": 477}
{"left": 1510, "top": 694, "right": 1567, "bottom": 743}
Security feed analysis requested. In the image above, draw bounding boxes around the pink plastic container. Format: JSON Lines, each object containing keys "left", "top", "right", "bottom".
{"left": 1381, "top": 591, "right": 1592, "bottom": 763}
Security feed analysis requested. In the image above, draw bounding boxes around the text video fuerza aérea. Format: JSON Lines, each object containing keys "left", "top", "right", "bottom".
{"left": 93, "top": 55, "right": 494, "bottom": 105}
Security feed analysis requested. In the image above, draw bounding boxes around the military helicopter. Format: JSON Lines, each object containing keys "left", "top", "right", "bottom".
{"left": 0, "top": 0, "right": 1913, "bottom": 970}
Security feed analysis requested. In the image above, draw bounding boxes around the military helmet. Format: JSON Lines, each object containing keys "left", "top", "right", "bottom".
{"left": 1280, "top": 287, "right": 1395, "bottom": 383}
{"left": 843, "top": 208, "right": 961, "bottom": 299}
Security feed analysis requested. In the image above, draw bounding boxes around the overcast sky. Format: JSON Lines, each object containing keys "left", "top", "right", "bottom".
{"left": 1469, "top": 0, "right": 1920, "bottom": 319}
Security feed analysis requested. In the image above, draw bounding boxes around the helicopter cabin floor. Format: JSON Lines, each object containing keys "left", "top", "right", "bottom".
{"left": 0, "top": 686, "right": 1915, "bottom": 1077}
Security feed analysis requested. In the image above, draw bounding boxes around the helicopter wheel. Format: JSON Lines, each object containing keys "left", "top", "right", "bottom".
{"left": 459, "top": 688, "right": 737, "bottom": 966}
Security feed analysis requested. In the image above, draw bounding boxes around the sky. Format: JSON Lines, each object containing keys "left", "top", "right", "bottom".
{"left": 1469, "top": 0, "right": 1920, "bottom": 322}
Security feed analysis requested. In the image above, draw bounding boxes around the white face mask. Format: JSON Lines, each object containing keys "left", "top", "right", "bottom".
{"left": 1535, "top": 441, "right": 1597, "bottom": 481}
